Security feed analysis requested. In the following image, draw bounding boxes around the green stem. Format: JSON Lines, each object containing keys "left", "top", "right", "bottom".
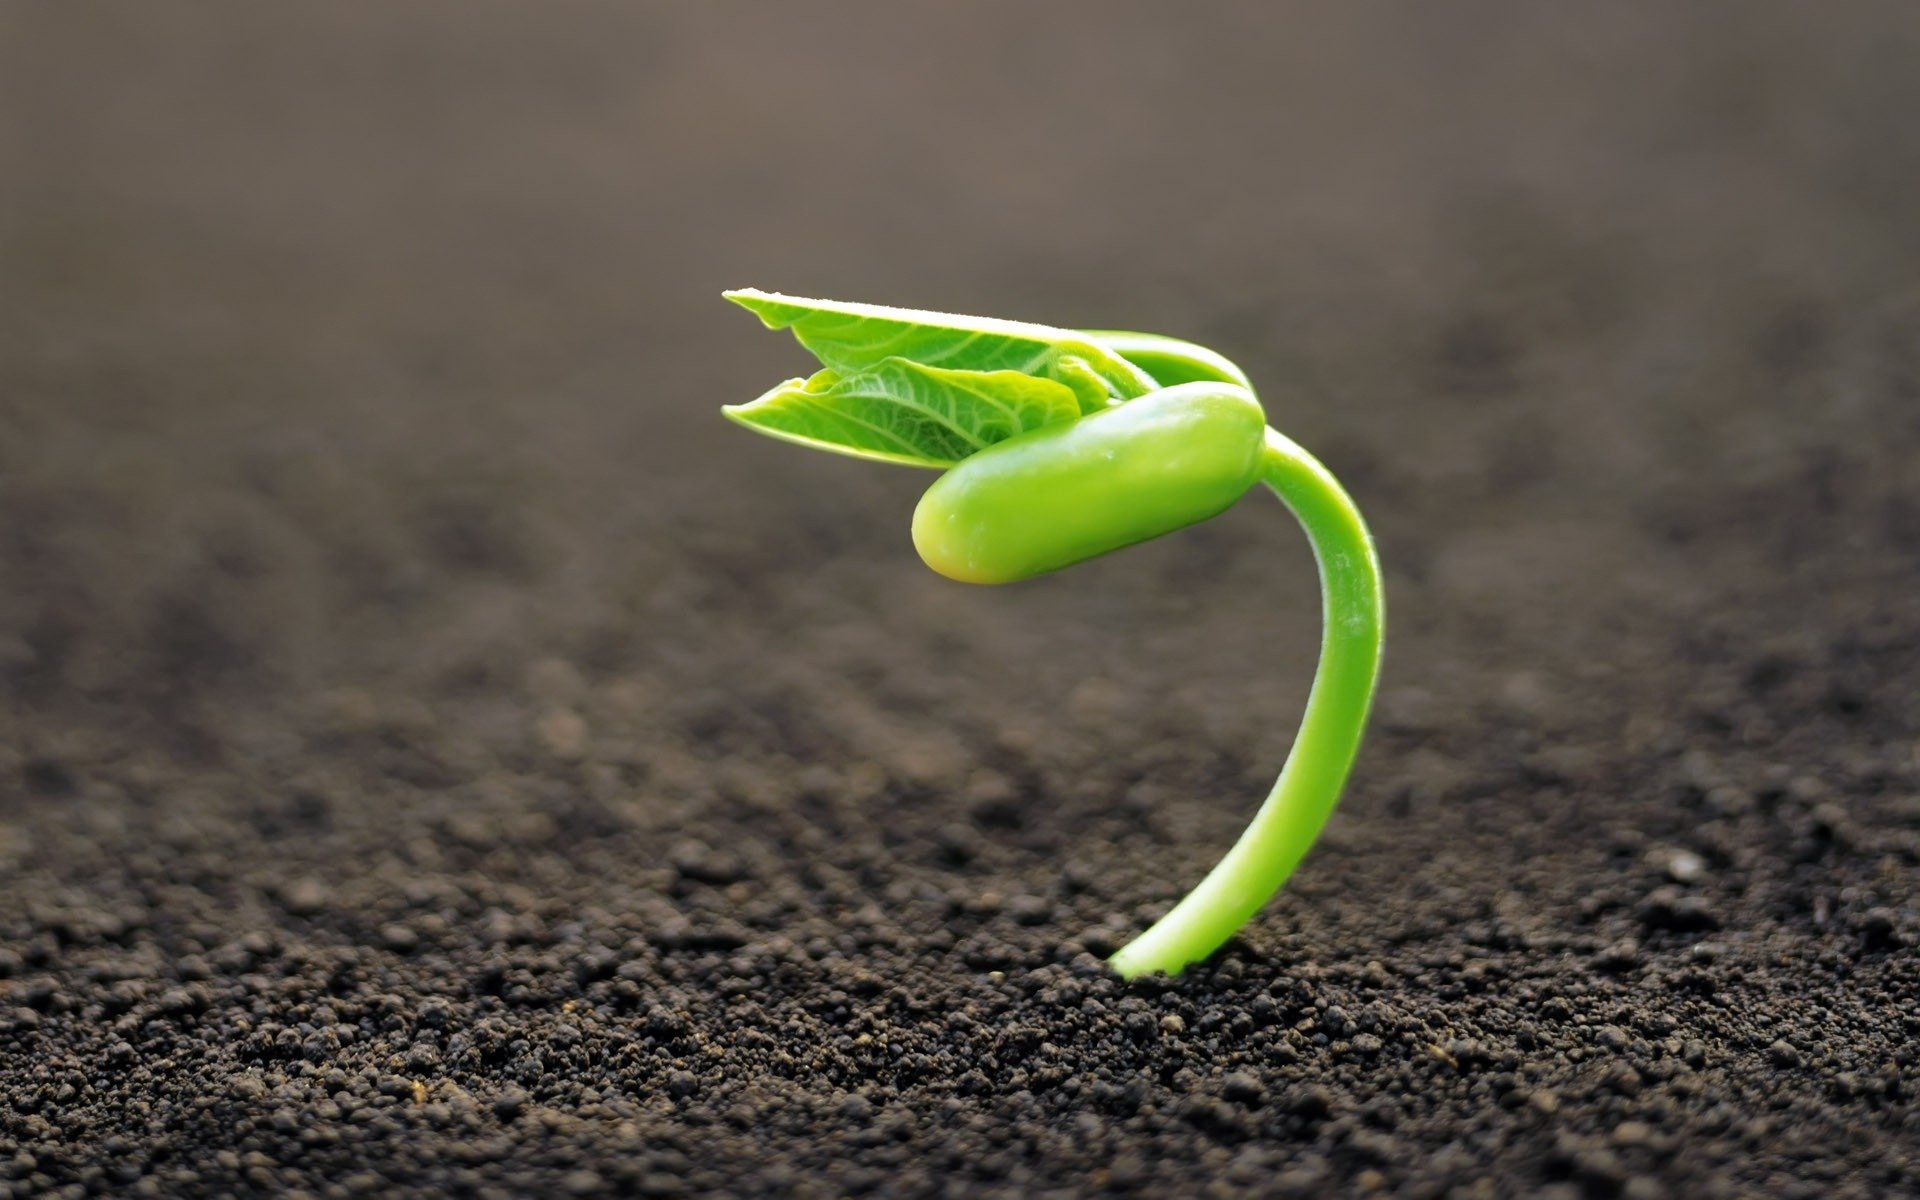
{"left": 1107, "top": 427, "right": 1386, "bottom": 979}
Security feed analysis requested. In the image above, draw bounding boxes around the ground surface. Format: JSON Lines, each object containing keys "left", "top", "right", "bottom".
{"left": 4, "top": 4, "right": 1920, "bottom": 1197}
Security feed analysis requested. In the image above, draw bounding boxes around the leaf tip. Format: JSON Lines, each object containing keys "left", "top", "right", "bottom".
{"left": 721, "top": 287, "right": 797, "bottom": 329}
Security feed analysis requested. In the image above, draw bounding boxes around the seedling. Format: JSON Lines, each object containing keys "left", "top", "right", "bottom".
{"left": 723, "top": 289, "right": 1385, "bottom": 978}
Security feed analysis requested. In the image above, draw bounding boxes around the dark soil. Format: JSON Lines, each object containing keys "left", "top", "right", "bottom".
{"left": 4, "top": 5, "right": 1920, "bottom": 1197}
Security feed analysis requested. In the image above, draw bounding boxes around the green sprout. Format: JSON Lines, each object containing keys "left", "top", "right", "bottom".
{"left": 723, "top": 289, "right": 1385, "bottom": 979}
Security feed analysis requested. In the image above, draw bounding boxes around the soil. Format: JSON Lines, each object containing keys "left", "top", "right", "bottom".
{"left": 4, "top": 5, "right": 1920, "bottom": 1198}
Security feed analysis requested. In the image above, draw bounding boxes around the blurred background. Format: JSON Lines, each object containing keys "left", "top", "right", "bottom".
{"left": 2, "top": 3, "right": 1919, "bottom": 1192}
{"left": 5, "top": 2, "right": 1915, "bottom": 724}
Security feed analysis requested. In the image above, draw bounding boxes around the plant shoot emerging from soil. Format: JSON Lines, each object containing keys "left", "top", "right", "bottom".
{"left": 723, "top": 289, "right": 1385, "bottom": 978}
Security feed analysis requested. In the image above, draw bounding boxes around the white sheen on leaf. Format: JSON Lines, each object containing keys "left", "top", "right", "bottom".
{"left": 725, "top": 288, "right": 1157, "bottom": 408}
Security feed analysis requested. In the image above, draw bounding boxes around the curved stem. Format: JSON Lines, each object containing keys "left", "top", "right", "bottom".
{"left": 1108, "top": 427, "right": 1386, "bottom": 979}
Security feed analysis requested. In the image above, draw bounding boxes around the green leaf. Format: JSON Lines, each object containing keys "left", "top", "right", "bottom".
{"left": 722, "top": 358, "right": 1084, "bottom": 469}
{"left": 726, "top": 288, "right": 1157, "bottom": 405}
{"left": 1050, "top": 355, "right": 1120, "bottom": 416}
